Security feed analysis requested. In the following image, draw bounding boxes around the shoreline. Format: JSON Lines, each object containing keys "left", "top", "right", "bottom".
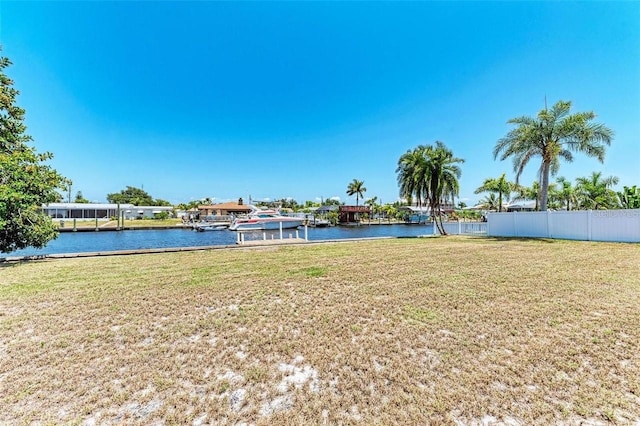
{"left": 58, "top": 225, "right": 192, "bottom": 232}
{"left": 0, "top": 235, "right": 439, "bottom": 263}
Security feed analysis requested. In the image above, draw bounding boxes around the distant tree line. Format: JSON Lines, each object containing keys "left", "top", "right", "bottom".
{"left": 106, "top": 186, "right": 171, "bottom": 206}
{"left": 474, "top": 173, "right": 638, "bottom": 211}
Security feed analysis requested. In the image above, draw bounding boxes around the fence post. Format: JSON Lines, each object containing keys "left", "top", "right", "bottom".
{"left": 587, "top": 210, "right": 592, "bottom": 241}
{"left": 546, "top": 210, "right": 551, "bottom": 238}
{"left": 304, "top": 224, "right": 308, "bottom": 241}
{"left": 279, "top": 221, "right": 283, "bottom": 240}
{"left": 458, "top": 219, "right": 461, "bottom": 235}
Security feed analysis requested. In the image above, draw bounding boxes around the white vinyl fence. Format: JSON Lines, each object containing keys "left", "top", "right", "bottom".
{"left": 487, "top": 209, "right": 640, "bottom": 243}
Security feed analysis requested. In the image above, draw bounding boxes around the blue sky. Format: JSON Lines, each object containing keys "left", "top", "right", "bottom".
{"left": 2, "top": 1, "right": 638, "bottom": 206}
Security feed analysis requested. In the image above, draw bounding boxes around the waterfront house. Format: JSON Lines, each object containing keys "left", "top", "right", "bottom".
{"left": 338, "top": 205, "right": 370, "bottom": 224}
{"left": 314, "top": 205, "right": 339, "bottom": 216}
{"left": 505, "top": 200, "right": 537, "bottom": 212}
{"left": 198, "top": 198, "right": 252, "bottom": 217}
{"left": 43, "top": 203, "right": 174, "bottom": 220}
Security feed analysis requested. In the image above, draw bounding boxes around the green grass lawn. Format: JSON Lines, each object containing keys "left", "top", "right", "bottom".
{"left": 1, "top": 237, "right": 638, "bottom": 424}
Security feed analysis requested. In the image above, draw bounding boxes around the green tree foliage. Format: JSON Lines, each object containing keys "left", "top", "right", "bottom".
{"left": 153, "top": 211, "right": 171, "bottom": 220}
{"left": 456, "top": 208, "right": 481, "bottom": 221}
{"left": 327, "top": 211, "right": 339, "bottom": 225}
{"left": 478, "top": 193, "right": 500, "bottom": 211}
{"left": 176, "top": 199, "right": 210, "bottom": 211}
{"left": 303, "top": 200, "right": 321, "bottom": 210}
{"left": 278, "top": 198, "right": 299, "bottom": 211}
{"left": 513, "top": 181, "right": 549, "bottom": 211}
{"left": 0, "top": 54, "right": 69, "bottom": 253}
{"left": 494, "top": 100, "right": 613, "bottom": 211}
{"left": 397, "top": 147, "right": 429, "bottom": 209}
{"left": 322, "top": 197, "right": 343, "bottom": 206}
{"left": 346, "top": 179, "right": 367, "bottom": 207}
{"left": 74, "top": 191, "right": 90, "bottom": 203}
{"left": 365, "top": 196, "right": 380, "bottom": 217}
{"left": 575, "top": 172, "right": 619, "bottom": 210}
{"left": 153, "top": 198, "right": 172, "bottom": 207}
{"left": 381, "top": 204, "right": 398, "bottom": 221}
{"left": 253, "top": 198, "right": 300, "bottom": 211}
{"left": 106, "top": 186, "right": 169, "bottom": 206}
{"left": 554, "top": 177, "right": 578, "bottom": 211}
{"left": 474, "top": 173, "right": 513, "bottom": 212}
{"left": 617, "top": 186, "right": 640, "bottom": 209}
{"left": 397, "top": 141, "right": 463, "bottom": 235}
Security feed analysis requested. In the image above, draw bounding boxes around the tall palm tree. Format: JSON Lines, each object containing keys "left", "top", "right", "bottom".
{"left": 396, "top": 146, "right": 429, "bottom": 209}
{"left": 364, "top": 196, "right": 378, "bottom": 209}
{"left": 397, "top": 141, "right": 463, "bottom": 235}
{"left": 575, "top": 172, "right": 619, "bottom": 210}
{"left": 478, "top": 193, "right": 500, "bottom": 211}
{"left": 474, "top": 173, "right": 512, "bottom": 212}
{"left": 494, "top": 100, "right": 613, "bottom": 211}
{"left": 364, "top": 196, "right": 379, "bottom": 222}
{"left": 346, "top": 179, "right": 366, "bottom": 207}
{"left": 555, "top": 176, "right": 577, "bottom": 211}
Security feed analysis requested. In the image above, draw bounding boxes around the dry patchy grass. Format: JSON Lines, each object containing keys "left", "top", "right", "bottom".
{"left": 0, "top": 237, "right": 638, "bottom": 424}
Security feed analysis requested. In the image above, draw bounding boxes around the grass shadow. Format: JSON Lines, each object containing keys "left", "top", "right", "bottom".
{"left": 482, "top": 236, "right": 559, "bottom": 244}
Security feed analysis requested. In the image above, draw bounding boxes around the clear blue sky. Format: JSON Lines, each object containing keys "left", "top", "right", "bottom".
{"left": 2, "top": 1, "right": 639, "bottom": 206}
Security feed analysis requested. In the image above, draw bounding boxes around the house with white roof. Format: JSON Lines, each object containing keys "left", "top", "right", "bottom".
{"left": 43, "top": 203, "right": 174, "bottom": 220}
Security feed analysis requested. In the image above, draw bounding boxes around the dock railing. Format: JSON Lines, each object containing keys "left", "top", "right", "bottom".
{"left": 236, "top": 223, "right": 309, "bottom": 245}
{"left": 432, "top": 220, "right": 488, "bottom": 236}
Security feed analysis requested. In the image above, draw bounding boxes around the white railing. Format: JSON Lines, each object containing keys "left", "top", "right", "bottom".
{"left": 433, "top": 221, "right": 487, "bottom": 235}
{"left": 236, "top": 223, "right": 308, "bottom": 245}
{"left": 487, "top": 209, "right": 640, "bottom": 243}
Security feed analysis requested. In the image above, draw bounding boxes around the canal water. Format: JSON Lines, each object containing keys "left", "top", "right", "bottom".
{"left": 7, "top": 224, "right": 438, "bottom": 257}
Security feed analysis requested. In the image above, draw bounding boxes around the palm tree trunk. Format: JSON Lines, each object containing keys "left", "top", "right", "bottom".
{"left": 430, "top": 196, "right": 447, "bottom": 235}
{"left": 437, "top": 214, "right": 446, "bottom": 235}
{"left": 498, "top": 192, "right": 503, "bottom": 212}
{"left": 437, "top": 210, "right": 447, "bottom": 235}
{"left": 540, "top": 162, "right": 550, "bottom": 211}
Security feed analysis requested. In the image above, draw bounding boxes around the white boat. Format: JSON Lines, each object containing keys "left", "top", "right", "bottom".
{"left": 228, "top": 207, "right": 305, "bottom": 231}
{"left": 194, "top": 223, "right": 228, "bottom": 232}
{"left": 193, "top": 215, "right": 232, "bottom": 232}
